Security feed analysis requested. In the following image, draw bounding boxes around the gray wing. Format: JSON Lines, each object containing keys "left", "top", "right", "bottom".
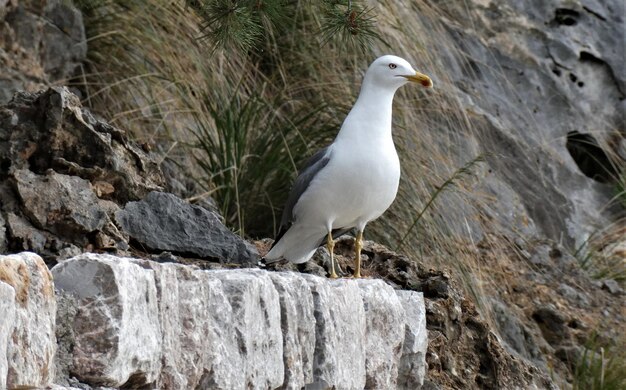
{"left": 271, "top": 146, "right": 332, "bottom": 247}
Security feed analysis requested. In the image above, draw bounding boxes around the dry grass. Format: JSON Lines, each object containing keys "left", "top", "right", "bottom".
{"left": 575, "top": 219, "right": 626, "bottom": 282}
{"left": 72, "top": 0, "right": 252, "bottom": 157}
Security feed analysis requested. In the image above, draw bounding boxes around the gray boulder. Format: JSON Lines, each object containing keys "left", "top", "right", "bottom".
{"left": 13, "top": 169, "right": 107, "bottom": 239}
{"left": 116, "top": 191, "right": 259, "bottom": 264}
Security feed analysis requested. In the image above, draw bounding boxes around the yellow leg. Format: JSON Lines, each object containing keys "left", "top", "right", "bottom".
{"left": 353, "top": 230, "right": 363, "bottom": 278}
{"left": 327, "top": 232, "right": 338, "bottom": 279}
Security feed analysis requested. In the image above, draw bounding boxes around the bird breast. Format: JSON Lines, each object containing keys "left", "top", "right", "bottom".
{"left": 295, "top": 138, "right": 401, "bottom": 228}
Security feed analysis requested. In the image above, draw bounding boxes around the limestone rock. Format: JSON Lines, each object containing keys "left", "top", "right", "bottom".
{"left": 268, "top": 272, "right": 315, "bottom": 390}
{"left": 52, "top": 254, "right": 162, "bottom": 387}
{"left": 0, "top": 282, "right": 16, "bottom": 388}
{"left": 397, "top": 290, "right": 428, "bottom": 389}
{"left": 303, "top": 275, "right": 366, "bottom": 390}
{"left": 50, "top": 254, "right": 428, "bottom": 389}
{"left": 210, "top": 270, "right": 284, "bottom": 389}
{"left": 0, "top": 252, "right": 56, "bottom": 388}
{"left": 116, "top": 191, "right": 258, "bottom": 264}
{"left": 13, "top": 169, "right": 107, "bottom": 239}
{"left": 357, "top": 279, "right": 406, "bottom": 389}
{"left": 53, "top": 291, "right": 79, "bottom": 387}
{"left": 142, "top": 261, "right": 245, "bottom": 389}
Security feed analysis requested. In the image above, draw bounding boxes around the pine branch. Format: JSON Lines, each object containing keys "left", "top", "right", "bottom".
{"left": 320, "top": 0, "right": 384, "bottom": 52}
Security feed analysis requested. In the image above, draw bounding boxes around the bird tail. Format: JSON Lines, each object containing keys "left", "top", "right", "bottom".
{"left": 264, "top": 224, "right": 325, "bottom": 264}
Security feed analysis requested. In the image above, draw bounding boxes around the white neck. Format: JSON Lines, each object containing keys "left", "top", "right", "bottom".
{"left": 336, "top": 81, "right": 398, "bottom": 142}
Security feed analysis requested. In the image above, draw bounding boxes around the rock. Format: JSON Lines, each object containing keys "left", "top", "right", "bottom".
{"left": 53, "top": 291, "right": 78, "bottom": 386}
{"left": 0, "top": 1, "right": 87, "bottom": 103}
{"left": 268, "top": 272, "right": 316, "bottom": 390}
{"left": 529, "top": 245, "right": 552, "bottom": 268}
{"left": 601, "top": 279, "right": 622, "bottom": 295}
{"left": 143, "top": 260, "right": 246, "bottom": 389}
{"left": 5, "top": 212, "right": 48, "bottom": 252}
{"left": 52, "top": 254, "right": 161, "bottom": 387}
{"left": 397, "top": 290, "right": 428, "bottom": 389}
{"left": 0, "top": 0, "right": 7, "bottom": 20}
{"left": 0, "top": 213, "right": 6, "bottom": 252}
{"left": 0, "top": 281, "right": 16, "bottom": 388}
{"left": 555, "top": 345, "right": 583, "bottom": 371}
{"left": 210, "top": 270, "right": 284, "bottom": 389}
{"left": 557, "top": 283, "right": 589, "bottom": 306}
{"left": 421, "top": 275, "right": 450, "bottom": 299}
{"left": 357, "top": 279, "right": 406, "bottom": 389}
{"left": 13, "top": 169, "right": 107, "bottom": 239}
{"left": 50, "top": 254, "right": 425, "bottom": 389}
{"left": 0, "top": 252, "right": 56, "bottom": 388}
{"left": 400, "top": 0, "right": 623, "bottom": 254}
{"left": 46, "top": 385, "right": 83, "bottom": 390}
{"left": 0, "top": 87, "right": 169, "bottom": 261}
{"left": 532, "top": 306, "right": 570, "bottom": 346}
{"left": 116, "top": 191, "right": 258, "bottom": 264}
{"left": 491, "top": 299, "right": 543, "bottom": 365}
{"left": 302, "top": 275, "right": 366, "bottom": 389}
{"left": 1, "top": 87, "right": 164, "bottom": 203}
{"left": 41, "top": 2, "right": 87, "bottom": 81}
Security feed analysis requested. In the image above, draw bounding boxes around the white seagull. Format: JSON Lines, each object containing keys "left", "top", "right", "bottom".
{"left": 264, "top": 55, "right": 433, "bottom": 278}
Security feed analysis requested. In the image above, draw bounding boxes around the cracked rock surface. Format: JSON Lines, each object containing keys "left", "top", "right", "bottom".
{"left": 0, "top": 252, "right": 427, "bottom": 389}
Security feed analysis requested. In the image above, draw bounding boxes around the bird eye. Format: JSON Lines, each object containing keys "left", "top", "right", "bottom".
{"left": 388, "top": 63, "right": 397, "bottom": 69}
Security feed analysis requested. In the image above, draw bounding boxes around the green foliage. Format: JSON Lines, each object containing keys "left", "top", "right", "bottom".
{"left": 189, "top": 86, "right": 338, "bottom": 236}
{"left": 573, "top": 334, "right": 626, "bottom": 390}
{"left": 188, "top": 0, "right": 284, "bottom": 52}
{"left": 320, "top": 1, "right": 385, "bottom": 53}
{"left": 187, "top": 0, "right": 384, "bottom": 53}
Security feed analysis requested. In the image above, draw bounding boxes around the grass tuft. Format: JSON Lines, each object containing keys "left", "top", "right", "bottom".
{"left": 188, "top": 84, "right": 338, "bottom": 236}
{"left": 574, "top": 219, "right": 626, "bottom": 283}
{"left": 573, "top": 334, "right": 626, "bottom": 390}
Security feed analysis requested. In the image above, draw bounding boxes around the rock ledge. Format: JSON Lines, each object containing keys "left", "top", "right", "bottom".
{"left": 0, "top": 252, "right": 427, "bottom": 390}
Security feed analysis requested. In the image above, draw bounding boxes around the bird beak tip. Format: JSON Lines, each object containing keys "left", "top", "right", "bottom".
{"left": 404, "top": 71, "right": 433, "bottom": 88}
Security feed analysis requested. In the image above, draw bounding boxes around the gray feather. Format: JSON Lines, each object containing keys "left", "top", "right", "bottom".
{"left": 281, "top": 146, "right": 332, "bottom": 227}
{"left": 270, "top": 146, "right": 332, "bottom": 248}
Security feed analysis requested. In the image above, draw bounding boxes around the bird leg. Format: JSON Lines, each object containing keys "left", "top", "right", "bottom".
{"left": 327, "top": 232, "right": 338, "bottom": 279}
{"left": 353, "top": 230, "right": 363, "bottom": 278}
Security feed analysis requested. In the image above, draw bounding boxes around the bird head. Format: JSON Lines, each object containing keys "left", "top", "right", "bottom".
{"left": 364, "top": 55, "right": 433, "bottom": 91}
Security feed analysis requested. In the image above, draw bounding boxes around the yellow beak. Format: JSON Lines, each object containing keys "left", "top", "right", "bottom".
{"left": 403, "top": 72, "right": 433, "bottom": 88}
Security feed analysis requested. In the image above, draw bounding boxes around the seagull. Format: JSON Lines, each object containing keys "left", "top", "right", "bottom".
{"left": 264, "top": 55, "right": 432, "bottom": 278}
